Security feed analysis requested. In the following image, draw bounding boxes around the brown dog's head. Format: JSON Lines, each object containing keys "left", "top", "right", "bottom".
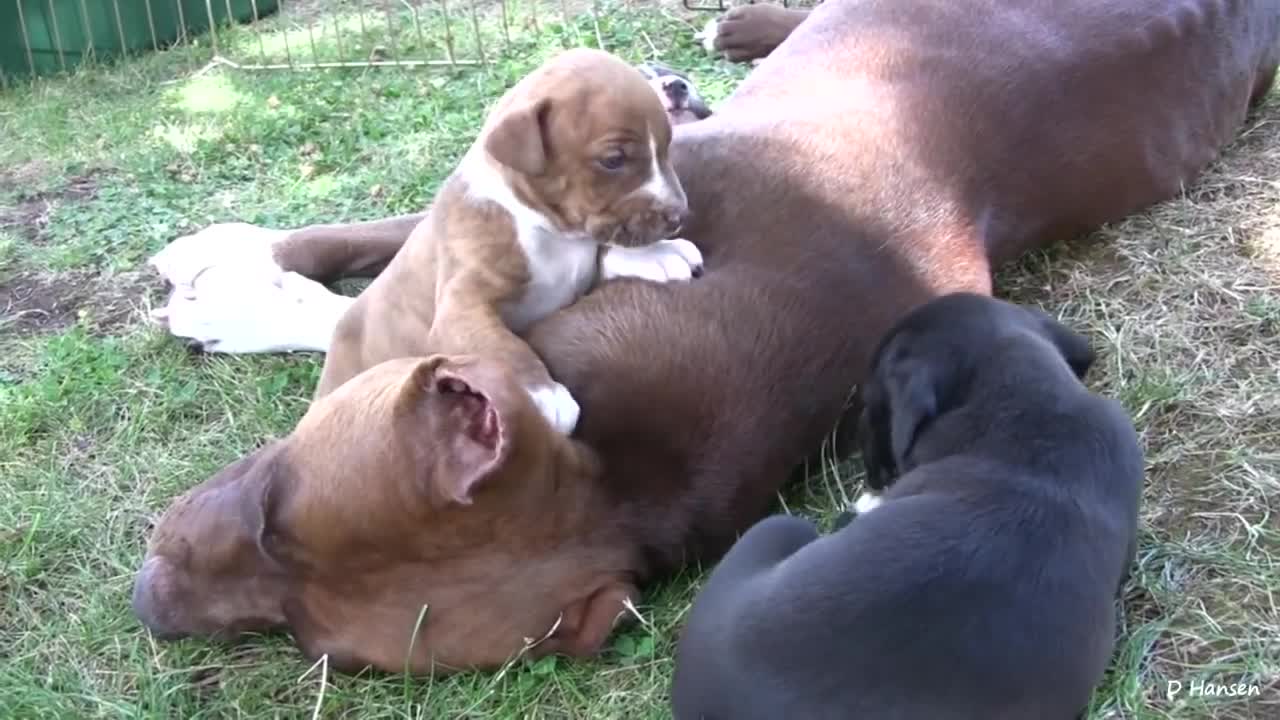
{"left": 133, "top": 355, "right": 639, "bottom": 674}
{"left": 476, "top": 47, "right": 689, "bottom": 246}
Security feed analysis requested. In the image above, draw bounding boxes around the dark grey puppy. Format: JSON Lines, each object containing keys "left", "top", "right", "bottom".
{"left": 670, "top": 292, "right": 1143, "bottom": 720}
{"left": 636, "top": 61, "right": 714, "bottom": 126}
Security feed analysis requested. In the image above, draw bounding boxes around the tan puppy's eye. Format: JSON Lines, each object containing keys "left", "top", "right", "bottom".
{"left": 597, "top": 150, "right": 627, "bottom": 172}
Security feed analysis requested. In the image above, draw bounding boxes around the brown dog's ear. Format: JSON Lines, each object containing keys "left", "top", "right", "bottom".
{"left": 484, "top": 98, "right": 552, "bottom": 176}
{"left": 245, "top": 444, "right": 306, "bottom": 568}
{"left": 402, "top": 357, "right": 511, "bottom": 506}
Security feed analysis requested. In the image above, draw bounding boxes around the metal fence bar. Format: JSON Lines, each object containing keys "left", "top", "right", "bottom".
{"left": 590, "top": 0, "right": 604, "bottom": 49}
{"left": 174, "top": 0, "right": 188, "bottom": 44}
{"left": 44, "top": 0, "right": 68, "bottom": 72}
{"left": 499, "top": 0, "right": 510, "bottom": 51}
{"left": 355, "top": 0, "right": 369, "bottom": 47}
{"left": 5, "top": 0, "right": 697, "bottom": 83}
{"left": 468, "top": 0, "right": 486, "bottom": 68}
{"left": 203, "top": 0, "right": 221, "bottom": 55}
{"left": 144, "top": 0, "right": 161, "bottom": 53}
{"left": 15, "top": 0, "right": 37, "bottom": 76}
{"left": 77, "top": 0, "right": 96, "bottom": 62}
{"left": 277, "top": 0, "right": 295, "bottom": 68}
{"left": 216, "top": 57, "right": 477, "bottom": 70}
{"left": 248, "top": 0, "right": 269, "bottom": 64}
{"left": 331, "top": 2, "right": 348, "bottom": 62}
{"left": 558, "top": 0, "right": 576, "bottom": 48}
{"left": 440, "top": 0, "right": 458, "bottom": 67}
{"left": 381, "top": 2, "right": 402, "bottom": 66}
{"left": 112, "top": 0, "right": 130, "bottom": 60}
{"left": 305, "top": 5, "right": 323, "bottom": 66}
{"left": 404, "top": 0, "right": 428, "bottom": 63}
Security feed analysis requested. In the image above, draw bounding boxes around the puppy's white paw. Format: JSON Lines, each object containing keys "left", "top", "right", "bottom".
{"left": 601, "top": 239, "right": 704, "bottom": 283}
{"left": 527, "top": 381, "right": 581, "bottom": 435}
{"left": 149, "top": 222, "right": 289, "bottom": 291}
{"left": 694, "top": 18, "right": 721, "bottom": 54}
{"left": 853, "top": 491, "right": 884, "bottom": 515}
{"left": 151, "top": 268, "right": 353, "bottom": 354}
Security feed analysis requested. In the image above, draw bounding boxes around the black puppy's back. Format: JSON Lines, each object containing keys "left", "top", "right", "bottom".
{"left": 670, "top": 293, "right": 1143, "bottom": 720}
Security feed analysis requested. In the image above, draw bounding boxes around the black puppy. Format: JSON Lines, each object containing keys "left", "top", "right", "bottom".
{"left": 670, "top": 292, "right": 1143, "bottom": 720}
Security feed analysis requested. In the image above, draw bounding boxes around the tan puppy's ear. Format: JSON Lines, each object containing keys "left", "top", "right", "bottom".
{"left": 402, "top": 356, "right": 512, "bottom": 506}
{"left": 484, "top": 98, "right": 552, "bottom": 176}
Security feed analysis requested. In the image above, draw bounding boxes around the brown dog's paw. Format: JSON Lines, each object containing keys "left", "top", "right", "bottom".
{"left": 699, "top": 5, "right": 809, "bottom": 63}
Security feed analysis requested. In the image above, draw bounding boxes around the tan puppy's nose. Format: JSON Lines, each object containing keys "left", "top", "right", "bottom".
{"left": 664, "top": 207, "right": 689, "bottom": 237}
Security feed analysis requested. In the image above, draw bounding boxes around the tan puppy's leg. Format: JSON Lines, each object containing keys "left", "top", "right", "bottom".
{"left": 429, "top": 296, "right": 579, "bottom": 436}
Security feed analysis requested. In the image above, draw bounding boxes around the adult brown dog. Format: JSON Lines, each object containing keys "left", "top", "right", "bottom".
{"left": 134, "top": 0, "right": 1279, "bottom": 676}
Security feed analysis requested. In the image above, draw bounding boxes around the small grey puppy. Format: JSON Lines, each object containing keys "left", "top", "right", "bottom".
{"left": 636, "top": 61, "right": 714, "bottom": 126}
{"left": 670, "top": 292, "right": 1143, "bottom": 720}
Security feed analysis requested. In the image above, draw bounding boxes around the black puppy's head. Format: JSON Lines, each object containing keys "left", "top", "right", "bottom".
{"left": 635, "top": 61, "right": 713, "bottom": 125}
{"left": 857, "top": 292, "right": 1095, "bottom": 490}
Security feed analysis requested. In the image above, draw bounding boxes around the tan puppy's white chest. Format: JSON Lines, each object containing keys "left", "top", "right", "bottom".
{"left": 501, "top": 228, "right": 599, "bottom": 333}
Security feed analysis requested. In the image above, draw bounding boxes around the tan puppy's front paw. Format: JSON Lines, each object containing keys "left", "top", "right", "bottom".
{"left": 528, "top": 381, "right": 581, "bottom": 435}
{"left": 601, "top": 239, "right": 704, "bottom": 283}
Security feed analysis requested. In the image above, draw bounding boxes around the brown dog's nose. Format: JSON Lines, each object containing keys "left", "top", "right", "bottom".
{"left": 132, "top": 557, "right": 189, "bottom": 640}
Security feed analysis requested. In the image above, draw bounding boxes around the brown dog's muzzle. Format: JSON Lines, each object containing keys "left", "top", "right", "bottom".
{"left": 132, "top": 556, "right": 185, "bottom": 639}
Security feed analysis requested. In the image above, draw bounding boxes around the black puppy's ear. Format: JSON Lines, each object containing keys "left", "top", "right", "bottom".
{"left": 885, "top": 361, "right": 940, "bottom": 464}
{"left": 857, "top": 356, "right": 942, "bottom": 489}
{"left": 1028, "top": 308, "right": 1095, "bottom": 380}
{"left": 856, "top": 394, "right": 896, "bottom": 492}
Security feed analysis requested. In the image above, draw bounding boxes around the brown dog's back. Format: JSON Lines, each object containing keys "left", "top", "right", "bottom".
{"left": 528, "top": 0, "right": 1279, "bottom": 578}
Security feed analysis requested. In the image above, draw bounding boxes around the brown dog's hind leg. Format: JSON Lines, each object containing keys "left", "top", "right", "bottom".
{"left": 1250, "top": 63, "right": 1278, "bottom": 108}
{"left": 708, "top": 5, "right": 811, "bottom": 63}
{"left": 273, "top": 212, "right": 428, "bottom": 283}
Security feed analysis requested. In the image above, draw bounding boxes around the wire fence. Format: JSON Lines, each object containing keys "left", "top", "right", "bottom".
{"left": 0, "top": 0, "right": 817, "bottom": 88}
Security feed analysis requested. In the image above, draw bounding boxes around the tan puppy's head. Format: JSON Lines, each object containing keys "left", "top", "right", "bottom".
{"left": 132, "top": 356, "right": 638, "bottom": 674}
{"left": 479, "top": 47, "right": 689, "bottom": 246}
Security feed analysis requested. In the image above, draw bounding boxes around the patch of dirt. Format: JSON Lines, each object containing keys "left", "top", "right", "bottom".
{"left": 0, "top": 268, "right": 160, "bottom": 338}
{"left": 0, "top": 170, "right": 104, "bottom": 244}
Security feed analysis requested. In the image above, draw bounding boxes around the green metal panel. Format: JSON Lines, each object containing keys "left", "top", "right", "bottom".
{"left": 0, "top": 0, "right": 281, "bottom": 79}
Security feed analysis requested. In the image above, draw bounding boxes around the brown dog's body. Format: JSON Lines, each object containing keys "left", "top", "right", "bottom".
{"left": 135, "top": 0, "right": 1280, "bottom": 676}
{"left": 316, "top": 48, "right": 698, "bottom": 435}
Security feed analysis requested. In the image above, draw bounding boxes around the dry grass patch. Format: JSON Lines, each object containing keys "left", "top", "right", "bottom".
{"left": 995, "top": 98, "right": 1280, "bottom": 718}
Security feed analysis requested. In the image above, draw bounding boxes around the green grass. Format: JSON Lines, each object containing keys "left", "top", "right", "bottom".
{"left": 2, "top": 1, "right": 1278, "bottom": 717}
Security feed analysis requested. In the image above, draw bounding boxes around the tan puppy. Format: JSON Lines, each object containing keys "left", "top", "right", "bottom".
{"left": 315, "top": 48, "right": 699, "bottom": 434}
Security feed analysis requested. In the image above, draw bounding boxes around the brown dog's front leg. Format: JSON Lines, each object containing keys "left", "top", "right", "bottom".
{"left": 273, "top": 213, "right": 429, "bottom": 283}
